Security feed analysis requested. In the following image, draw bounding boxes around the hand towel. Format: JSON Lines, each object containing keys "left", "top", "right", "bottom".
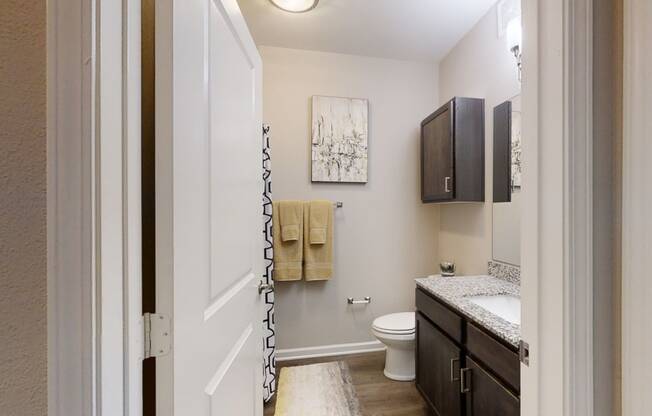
{"left": 303, "top": 201, "right": 333, "bottom": 281}
{"left": 279, "top": 201, "right": 303, "bottom": 242}
{"left": 273, "top": 201, "right": 303, "bottom": 281}
{"left": 308, "top": 200, "right": 331, "bottom": 245}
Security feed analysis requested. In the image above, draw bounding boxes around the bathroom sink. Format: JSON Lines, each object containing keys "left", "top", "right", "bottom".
{"left": 467, "top": 295, "right": 521, "bottom": 325}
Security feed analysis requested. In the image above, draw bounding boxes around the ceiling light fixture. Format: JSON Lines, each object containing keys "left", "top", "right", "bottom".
{"left": 269, "top": 0, "right": 319, "bottom": 13}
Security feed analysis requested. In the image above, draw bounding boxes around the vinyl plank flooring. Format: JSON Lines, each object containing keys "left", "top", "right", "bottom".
{"left": 263, "top": 351, "right": 431, "bottom": 416}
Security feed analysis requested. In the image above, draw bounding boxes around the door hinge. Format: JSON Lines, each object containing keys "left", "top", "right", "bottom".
{"left": 519, "top": 340, "right": 530, "bottom": 366}
{"left": 143, "top": 313, "right": 171, "bottom": 359}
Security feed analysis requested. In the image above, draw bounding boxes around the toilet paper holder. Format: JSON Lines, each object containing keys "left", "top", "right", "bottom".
{"left": 347, "top": 296, "right": 372, "bottom": 305}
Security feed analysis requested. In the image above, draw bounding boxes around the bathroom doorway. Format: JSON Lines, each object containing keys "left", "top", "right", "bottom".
{"left": 45, "top": 0, "right": 624, "bottom": 415}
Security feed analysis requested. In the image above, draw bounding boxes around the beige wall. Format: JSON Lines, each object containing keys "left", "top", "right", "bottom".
{"left": 0, "top": 0, "right": 47, "bottom": 415}
{"left": 261, "top": 46, "right": 440, "bottom": 349}
{"left": 437, "top": 4, "right": 521, "bottom": 274}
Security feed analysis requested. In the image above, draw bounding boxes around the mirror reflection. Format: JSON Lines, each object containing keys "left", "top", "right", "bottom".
{"left": 493, "top": 94, "right": 521, "bottom": 266}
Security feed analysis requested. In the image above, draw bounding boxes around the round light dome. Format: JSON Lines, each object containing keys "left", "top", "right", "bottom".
{"left": 269, "top": 0, "right": 319, "bottom": 13}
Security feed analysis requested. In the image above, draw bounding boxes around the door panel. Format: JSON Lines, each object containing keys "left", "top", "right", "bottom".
{"left": 416, "top": 312, "right": 462, "bottom": 416}
{"left": 208, "top": 0, "right": 258, "bottom": 299}
{"left": 155, "top": 0, "right": 263, "bottom": 414}
{"left": 207, "top": 323, "right": 259, "bottom": 415}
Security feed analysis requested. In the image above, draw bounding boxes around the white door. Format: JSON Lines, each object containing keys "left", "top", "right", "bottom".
{"left": 155, "top": 0, "right": 264, "bottom": 414}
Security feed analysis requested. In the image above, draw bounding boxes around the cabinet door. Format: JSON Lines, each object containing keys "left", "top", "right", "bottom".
{"left": 492, "top": 100, "right": 512, "bottom": 203}
{"left": 463, "top": 356, "right": 519, "bottom": 416}
{"left": 421, "top": 104, "right": 454, "bottom": 202}
{"left": 416, "top": 312, "right": 462, "bottom": 416}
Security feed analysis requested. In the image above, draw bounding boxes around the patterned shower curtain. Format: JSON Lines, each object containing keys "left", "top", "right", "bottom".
{"left": 262, "top": 124, "right": 276, "bottom": 402}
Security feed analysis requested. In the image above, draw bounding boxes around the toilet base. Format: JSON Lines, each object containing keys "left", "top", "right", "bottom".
{"left": 382, "top": 339, "right": 415, "bottom": 382}
{"left": 384, "top": 368, "right": 415, "bottom": 382}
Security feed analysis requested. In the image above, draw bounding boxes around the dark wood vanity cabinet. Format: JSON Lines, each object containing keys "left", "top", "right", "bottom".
{"left": 421, "top": 97, "right": 485, "bottom": 203}
{"left": 415, "top": 287, "right": 520, "bottom": 416}
{"left": 464, "top": 356, "right": 519, "bottom": 416}
{"left": 416, "top": 313, "right": 463, "bottom": 416}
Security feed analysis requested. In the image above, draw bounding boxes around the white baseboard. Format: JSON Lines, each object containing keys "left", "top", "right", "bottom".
{"left": 276, "top": 340, "right": 386, "bottom": 362}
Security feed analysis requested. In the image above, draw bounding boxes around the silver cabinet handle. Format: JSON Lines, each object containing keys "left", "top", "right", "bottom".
{"left": 460, "top": 368, "right": 472, "bottom": 393}
{"left": 444, "top": 176, "right": 452, "bottom": 193}
{"left": 450, "top": 358, "right": 460, "bottom": 381}
{"left": 258, "top": 280, "right": 273, "bottom": 294}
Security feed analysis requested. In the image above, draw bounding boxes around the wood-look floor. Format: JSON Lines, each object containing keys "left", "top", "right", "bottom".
{"left": 264, "top": 351, "right": 431, "bottom": 416}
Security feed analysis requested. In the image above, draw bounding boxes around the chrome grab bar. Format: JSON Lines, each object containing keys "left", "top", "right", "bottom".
{"left": 347, "top": 296, "right": 371, "bottom": 305}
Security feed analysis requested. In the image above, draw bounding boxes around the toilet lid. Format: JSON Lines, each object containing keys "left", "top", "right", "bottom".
{"left": 372, "top": 312, "right": 415, "bottom": 334}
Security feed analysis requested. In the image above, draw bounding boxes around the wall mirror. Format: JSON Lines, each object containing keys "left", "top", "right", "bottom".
{"left": 492, "top": 94, "right": 521, "bottom": 265}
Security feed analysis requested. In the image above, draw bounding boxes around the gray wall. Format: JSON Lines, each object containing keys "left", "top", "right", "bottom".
{"left": 0, "top": 0, "right": 47, "bottom": 414}
{"left": 261, "top": 46, "right": 440, "bottom": 349}
{"left": 437, "top": 4, "right": 521, "bottom": 274}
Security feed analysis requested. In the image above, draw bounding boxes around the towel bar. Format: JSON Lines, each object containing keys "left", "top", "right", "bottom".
{"left": 347, "top": 296, "right": 371, "bottom": 305}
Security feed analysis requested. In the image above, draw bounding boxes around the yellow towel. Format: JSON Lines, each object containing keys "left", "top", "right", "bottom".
{"left": 308, "top": 200, "right": 330, "bottom": 245}
{"left": 278, "top": 201, "right": 303, "bottom": 242}
{"left": 303, "top": 201, "right": 333, "bottom": 281}
{"left": 273, "top": 201, "right": 303, "bottom": 281}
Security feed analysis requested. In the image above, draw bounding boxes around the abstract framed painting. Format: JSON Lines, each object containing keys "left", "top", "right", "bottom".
{"left": 311, "top": 95, "right": 369, "bottom": 183}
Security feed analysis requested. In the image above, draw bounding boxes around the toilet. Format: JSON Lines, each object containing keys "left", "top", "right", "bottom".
{"left": 371, "top": 312, "right": 416, "bottom": 381}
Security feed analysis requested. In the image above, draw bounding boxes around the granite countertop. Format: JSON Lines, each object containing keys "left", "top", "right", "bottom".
{"left": 415, "top": 275, "right": 520, "bottom": 347}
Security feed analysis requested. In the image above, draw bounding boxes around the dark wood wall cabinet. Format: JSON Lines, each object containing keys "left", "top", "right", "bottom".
{"left": 493, "top": 100, "right": 512, "bottom": 203}
{"left": 415, "top": 287, "right": 520, "bottom": 416}
{"left": 421, "top": 97, "right": 485, "bottom": 203}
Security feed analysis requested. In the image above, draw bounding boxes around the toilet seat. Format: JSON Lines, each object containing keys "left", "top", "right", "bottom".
{"left": 372, "top": 312, "right": 415, "bottom": 335}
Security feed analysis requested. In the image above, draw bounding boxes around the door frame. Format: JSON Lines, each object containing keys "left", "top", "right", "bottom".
{"left": 621, "top": 0, "right": 651, "bottom": 414}
{"left": 524, "top": 1, "right": 623, "bottom": 414}
{"left": 47, "top": 0, "right": 142, "bottom": 415}
{"left": 520, "top": 0, "right": 598, "bottom": 414}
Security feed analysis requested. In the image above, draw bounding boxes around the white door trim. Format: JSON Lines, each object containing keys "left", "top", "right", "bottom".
{"left": 521, "top": 0, "right": 595, "bottom": 414}
{"left": 47, "top": 0, "right": 142, "bottom": 415}
{"left": 47, "top": 0, "right": 95, "bottom": 413}
{"left": 123, "top": 0, "right": 144, "bottom": 414}
{"left": 564, "top": 0, "right": 594, "bottom": 414}
{"left": 621, "top": 0, "right": 651, "bottom": 414}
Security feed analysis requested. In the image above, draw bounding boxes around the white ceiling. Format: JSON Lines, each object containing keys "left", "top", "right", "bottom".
{"left": 238, "top": 0, "right": 499, "bottom": 62}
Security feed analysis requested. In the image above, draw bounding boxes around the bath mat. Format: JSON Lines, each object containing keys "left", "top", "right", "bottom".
{"left": 274, "top": 361, "right": 362, "bottom": 416}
